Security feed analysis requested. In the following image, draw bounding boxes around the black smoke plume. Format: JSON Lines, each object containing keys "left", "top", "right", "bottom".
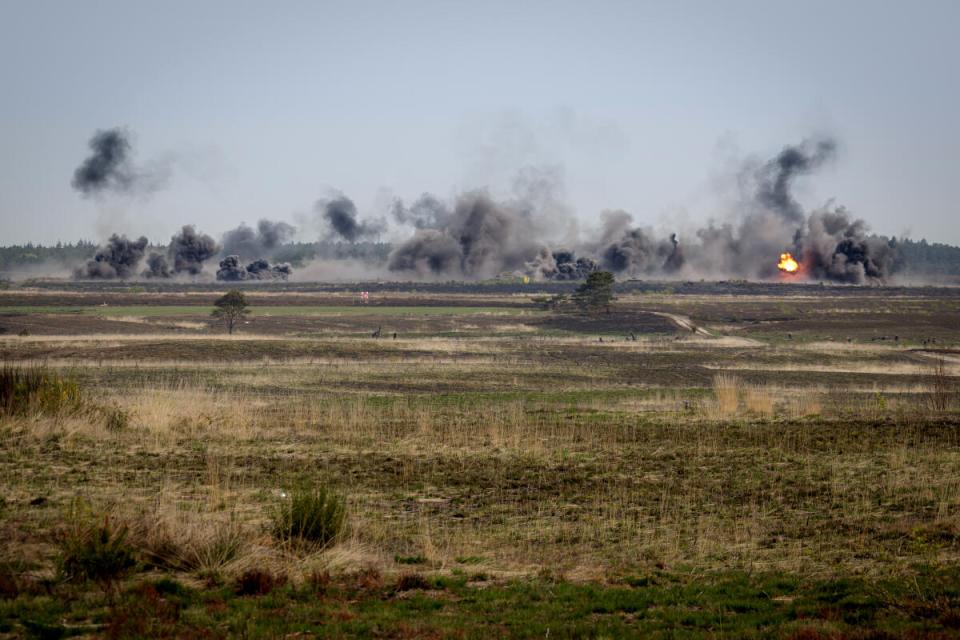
{"left": 76, "top": 234, "right": 148, "bottom": 279}
{"left": 793, "top": 206, "right": 899, "bottom": 284}
{"left": 388, "top": 187, "right": 555, "bottom": 279}
{"left": 71, "top": 137, "right": 901, "bottom": 284}
{"left": 142, "top": 253, "right": 171, "bottom": 278}
{"left": 387, "top": 229, "right": 463, "bottom": 276}
{"left": 317, "top": 194, "right": 385, "bottom": 242}
{"left": 390, "top": 193, "right": 451, "bottom": 229}
{"left": 169, "top": 225, "right": 219, "bottom": 275}
{"left": 593, "top": 211, "right": 684, "bottom": 275}
{"left": 71, "top": 128, "right": 168, "bottom": 196}
{"left": 216, "top": 255, "right": 292, "bottom": 281}
{"left": 221, "top": 219, "right": 296, "bottom": 258}
{"left": 755, "top": 138, "right": 837, "bottom": 223}
{"left": 525, "top": 247, "right": 599, "bottom": 281}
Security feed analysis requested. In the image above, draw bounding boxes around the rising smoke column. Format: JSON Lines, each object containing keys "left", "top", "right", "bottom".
{"left": 387, "top": 230, "right": 463, "bottom": 276}
{"left": 142, "top": 252, "right": 171, "bottom": 278}
{"left": 793, "top": 206, "right": 898, "bottom": 283}
{"left": 755, "top": 138, "right": 837, "bottom": 223}
{"left": 592, "top": 210, "right": 683, "bottom": 275}
{"left": 76, "top": 234, "right": 148, "bottom": 279}
{"left": 388, "top": 169, "right": 569, "bottom": 280}
{"left": 681, "top": 137, "right": 843, "bottom": 280}
{"left": 71, "top": 128, "right": 169, "bottom": 196}
{"left": 168, "top": 225, "right": 219, "bottom": 275}
{"left": 390, "top": 193, "right": 451, "bottom": 229}
{"left": 317, "top": 194, "right": 385, "bottom": 242}
{"left": 221, "top": 219, "right": 296, "bottom": 258}
{"left": 66, "top": 136, "right": 899, "bottom": 284}
{"left": 452, "top": 191, "right": 515, "bottom": 276}
{"left": 388, "top": 191, "right": 531, "bottom": 278}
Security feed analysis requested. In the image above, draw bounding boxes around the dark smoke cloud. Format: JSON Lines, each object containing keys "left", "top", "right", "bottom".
{"left": 593, "top": 210, "right": 684, "bottom": 275}
{"left": 76, "top": 234, "right": 148, "bottom": 279}
{"left": 317, "top": 194, "right": 385, "bottom": 242}
{"left": 452, "top": 191, "right": 514, "bottom": 276}
{"left": 517, "top": 136, "right": 893, "bottom": 284}
{"left": 390, "top": 193, "right": 451, "bottom": 229}
{"left": 72, "top": 137, "right": 899, "bottom": 284}
{"left": 388, "top": 166, "right": 576, "bottom": 279}
{"left": 142, "top": 252, "right": 171, "bottom": 278}
{"left": 793, "top": 206, "right": 898, "bottom": 284}
{"left": 71, "top": 128, "right": 169, "bottom": 196}
{"left": 216, "top": 255, "right": 292, "bottom": 281}
{"left": 247, "top": 258, "right": 292, "bottom": 280}
{"left": 221, "top": 219, "right": 296, "bottom": 258}
{"left": 388, "top": 229, "right": 464, "bottom": 276}
{"left": 256, "top": 219, "right": 295, "bottom": 249}
{"left": 525, "top": 247, "right": 598, "bottom": 281}
{"left": 388, "top": 190, "right": 542, "bottom": 279}
{"left": 169, "top": 225, "right": 219, "bottom": 275}
{"left": 754, "top": 138, "right": 836, "bottom": 223}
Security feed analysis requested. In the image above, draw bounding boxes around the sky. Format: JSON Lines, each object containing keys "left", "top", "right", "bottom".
{"left": 1, "top": 0, "right": 958, "bottom": 246}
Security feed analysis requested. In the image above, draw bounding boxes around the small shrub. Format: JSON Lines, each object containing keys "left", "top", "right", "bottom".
{"left": 395, "top": 554, "right": 427, "bottom": 565}
{"left": 56, "top": 505, "right": 136, "bottom": 587}
{"left": 235, "top": 568, "right": 286, "bottom": 596}
{"left": 0, "top": 566, "right": 20, "bottom": 599}
{"left": 351, "top": 567, "right": 384, "bottom": 592}
{"left": 272, "top": 485, "right": 346, "bottom": 548}
{"left": 308, "top": 569, "right": 332, "bottom": 594}
{"left": 395, "top": 573, "right": 431, "bottom": 592}
{"left": 105, "top": 582, "right": 183, "bottom": 637}
{"left": 0, "top": 365, "right": 83, "bottom": 417}
{"left": 99, "top": 404, "right": 131, "bottom": 431}
{"left": 133, "top": 512, "right": 248, "bottom": 575}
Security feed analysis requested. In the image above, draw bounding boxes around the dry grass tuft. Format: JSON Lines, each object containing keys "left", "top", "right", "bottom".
{"left": 129, "top": 505, "right": 256, "bottom": 577}
{"left": 744, "top": 384, "right": 775, "bottom": 417}
{"left": 786, "top": 393, "right": 822, "bottom": 418}
{"left": 712, "top": 373, "right": 740, "bottom": 417}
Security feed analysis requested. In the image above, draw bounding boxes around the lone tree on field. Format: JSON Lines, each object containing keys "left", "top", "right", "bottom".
{"left": 572, "top": 271, "right": 616, "bottom": 314}
{"left": 212, "top": 290, "right": 249, "bottom": 334}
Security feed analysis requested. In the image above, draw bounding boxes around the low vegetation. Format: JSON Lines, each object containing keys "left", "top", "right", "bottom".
{"left": 0, "top": 364, "right": 82, "bottom": 416}
{"left": 56, "top": 503, "right": 137, "bottom": 588}
{"left": 272, "top": 485, "right": 347, "bottom": 549}
{"left": 0, "top": 286, "right": 958, "bottom": 635}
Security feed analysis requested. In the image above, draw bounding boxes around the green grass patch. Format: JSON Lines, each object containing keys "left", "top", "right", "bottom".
{"left": 3, "top": 568, "right": 960, "bottom": 638}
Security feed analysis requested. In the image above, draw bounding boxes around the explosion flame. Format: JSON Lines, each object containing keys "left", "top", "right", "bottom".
{"left": 777, "top": 252, "right": 799, "bottom": 274}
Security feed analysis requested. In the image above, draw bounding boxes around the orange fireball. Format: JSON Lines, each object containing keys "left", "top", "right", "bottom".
{"left": 777, "top": 252, "right": 799, "bottom": 273}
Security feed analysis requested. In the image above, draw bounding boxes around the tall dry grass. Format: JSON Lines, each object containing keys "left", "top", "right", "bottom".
{"left": 712, "top": 373, "right": 740, "bottom": 417}
{"left": 929, "top": 358, "right": 958, "bottom": 413}
{"left": 743, "top": 384, "right": 774, "bottom": 417}
{"left": 786, "top": 393, "right": 822, "bottom": 418}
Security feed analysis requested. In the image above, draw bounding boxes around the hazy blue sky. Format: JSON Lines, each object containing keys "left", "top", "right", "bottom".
{"left": 1, "top": 0, "right": 958, "bottom": 245}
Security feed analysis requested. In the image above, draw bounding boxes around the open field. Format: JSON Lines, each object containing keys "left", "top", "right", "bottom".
{"left": 1, "top": 283, "right": 960, "bottom": 637}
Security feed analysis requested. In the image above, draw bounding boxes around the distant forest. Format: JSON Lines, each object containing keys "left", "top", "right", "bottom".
{"left": 1, "top": 237, "right": 959, "bottom": 278}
